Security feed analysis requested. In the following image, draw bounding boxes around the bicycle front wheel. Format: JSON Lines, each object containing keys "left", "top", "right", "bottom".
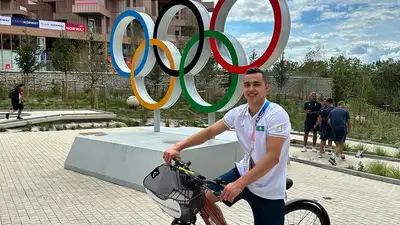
{"left": 285, "top": 200, "right": 330, "bottom": 225}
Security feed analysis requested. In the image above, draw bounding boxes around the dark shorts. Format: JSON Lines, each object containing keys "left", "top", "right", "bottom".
{"left": 304, "top": 119, "right": 317, "bottom": 133}
{"left": 12, "top": 100, "right": 23, "bottom": 111}
{"left": 332, "top": 130, "right": 347, "bottom": 143}
{"left": 207, "top": 167, "right": 285, "bottom": 225}
{"left": 320, "top": 127, "right": 332, "bottom": 141}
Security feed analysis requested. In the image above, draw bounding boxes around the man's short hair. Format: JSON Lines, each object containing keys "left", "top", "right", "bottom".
{"left": 326, "top": 98, "right": 334, "bottom": 104}
{"left": 337, "top": 100, "right": 345, "bottom": 106}
{"left": 245, "top": 67, "right": 268, "bottom": 83}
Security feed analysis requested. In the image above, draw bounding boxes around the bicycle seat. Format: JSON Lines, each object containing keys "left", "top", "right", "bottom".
{"left": 286, "top": 177, "right": 293, "bottom": 190}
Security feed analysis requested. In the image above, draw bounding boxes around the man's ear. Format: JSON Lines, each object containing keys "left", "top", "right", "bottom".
{"left": 265, "top": 84, "right": 271, "bottom": 92}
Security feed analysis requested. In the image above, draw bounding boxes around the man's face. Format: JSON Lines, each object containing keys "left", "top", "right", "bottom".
{"left": 243, "top": 72, "right": 270, "bottom": 104}
{"left": 310, "top": 93, "right": 317, "bottom": 101}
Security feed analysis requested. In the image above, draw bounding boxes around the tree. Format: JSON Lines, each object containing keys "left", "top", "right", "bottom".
{"left": 372, "top": 58, "right": 400, "bottom": 110}
{"left": 249, "top": 49, "right": 259, "bottom": 63}
{"left": 76, "top": 32, "right": 110, "bottom": 109}
{"left": 271, "top": 52, "right": 291, "bottom": 103}
{"left": 145, "top": 63, "right": 164, "bottom": 99}
{"left": 52, "top": 31, "right": 78, "bottom": 101}
{"left": 15, "top": 30, "right": 44, "bottom": 94}
{"left": 197, "top": 55, "right": 219, "bottom": 102}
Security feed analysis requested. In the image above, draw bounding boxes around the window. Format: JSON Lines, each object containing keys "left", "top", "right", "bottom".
{"left": 12, "top": 35, "right": 20, "bottom": 50}
{"left": 126, "top": 0, "right": 130, "bottom": 7}
{"left": 2, "top": 34, "right": 11, "bottom": 50}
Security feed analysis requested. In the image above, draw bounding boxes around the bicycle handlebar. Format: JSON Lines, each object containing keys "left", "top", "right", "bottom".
{"left": 172, "top": 158, "right": 192, "bottom": 170}
{"left": 171, "top": 158, "right": 227, "bottom": 197}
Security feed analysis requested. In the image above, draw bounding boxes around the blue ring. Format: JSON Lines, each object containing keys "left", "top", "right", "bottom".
{"left": 110, "top": 10, "right": 150, "bottom": 78}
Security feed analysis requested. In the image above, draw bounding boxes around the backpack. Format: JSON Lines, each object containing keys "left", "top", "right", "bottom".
{"left": 9, "top": 89, "right": 18, "bottom": 99}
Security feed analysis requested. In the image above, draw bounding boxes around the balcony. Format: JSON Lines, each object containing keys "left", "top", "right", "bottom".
{"left": 72, "top": 3, "right": 111, "bottom": 18}
{"left": 0, "top": 5, "right": 29, "bottom": 17}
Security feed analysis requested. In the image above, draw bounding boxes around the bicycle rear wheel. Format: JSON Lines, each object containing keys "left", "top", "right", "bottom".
{"left": 285, "top": 201, "right": 330, "bottom": 225}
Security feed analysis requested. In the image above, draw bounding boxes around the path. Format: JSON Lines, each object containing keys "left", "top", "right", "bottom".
{"left": 290, "top": 132, "right": 399, "bottom": 156}
{"left": 0, "top": 128, "right": 398, "bottom": 224}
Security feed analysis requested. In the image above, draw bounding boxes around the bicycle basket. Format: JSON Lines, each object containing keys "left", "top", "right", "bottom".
{"left": 143, "top": 164, "right": 207, "bottom": 222}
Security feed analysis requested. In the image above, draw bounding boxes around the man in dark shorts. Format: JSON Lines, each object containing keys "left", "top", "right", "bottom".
{"left": 302, "top": 92, "right": 322, "bottom": 152}
{"left": 328, "top": 101, "right": 351, "bottom": 166}
{"left": 6, "top": 84, "right": 24, "bottom": 120}
{"left": 313, "top": 98, "right": 335, "bottom": 157}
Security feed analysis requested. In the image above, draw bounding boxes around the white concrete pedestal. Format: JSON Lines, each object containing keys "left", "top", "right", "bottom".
{"left": 64, "top": 127, "right": 243, "bottom": 192}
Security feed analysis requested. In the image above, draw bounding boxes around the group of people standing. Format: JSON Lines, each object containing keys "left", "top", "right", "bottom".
{"left": 302, "top": 92, "right": 351, "bottom": 166}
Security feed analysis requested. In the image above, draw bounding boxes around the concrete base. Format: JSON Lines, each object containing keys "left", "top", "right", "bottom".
{"left": 64, "top": 127, "right": 243, "bottom": 192}
{"left": 0, "top": 110, "right": 116, "bottom": 129}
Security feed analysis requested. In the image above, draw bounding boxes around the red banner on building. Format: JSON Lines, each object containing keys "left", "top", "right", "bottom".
{"left": 65, "top": 23, "right": 86, "bottom": 32}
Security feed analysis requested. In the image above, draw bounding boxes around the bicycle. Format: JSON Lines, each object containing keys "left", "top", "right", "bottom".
{"left": 143, "top": 159, "right": 331, "bottom": 225}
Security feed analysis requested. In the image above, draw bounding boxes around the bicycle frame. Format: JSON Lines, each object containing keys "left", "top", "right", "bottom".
{"left": 164, "top": 160, "right": 331, "bottom": 225}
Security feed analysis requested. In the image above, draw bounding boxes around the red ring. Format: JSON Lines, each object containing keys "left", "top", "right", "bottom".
{"left": 209, "top": 0, "right": 283, "bottom": 74}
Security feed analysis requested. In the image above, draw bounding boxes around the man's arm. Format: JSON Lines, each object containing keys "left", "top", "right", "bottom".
{"left": 164, "top": 108, "right": 238, "bottom": 163}
{"left": 346, "top": 111, "right": 351, "bottom": 134}
{"left": 173, "top": 119, "right": 230, "bottom": 152}
{"left": 235, "top": 135, "right": 285, "bottom": 187}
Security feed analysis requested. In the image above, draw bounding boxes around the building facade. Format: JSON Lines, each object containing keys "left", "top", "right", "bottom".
{"left": 0, "top": 0, "right": 214, "bottom": 71}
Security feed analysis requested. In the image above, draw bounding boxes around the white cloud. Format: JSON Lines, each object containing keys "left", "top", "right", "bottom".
{"left": 318, "top": 11, "right": 347, "bottom": 20}
{"left": 218, "top": 0, "right": 400, "bottom": 63}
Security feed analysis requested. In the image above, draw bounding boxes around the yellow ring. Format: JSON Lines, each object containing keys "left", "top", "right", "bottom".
{"left": 130, "top": 39, "right": 177, "bottom": 110}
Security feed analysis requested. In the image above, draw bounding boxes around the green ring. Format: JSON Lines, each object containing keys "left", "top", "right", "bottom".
{"left": 179, "top": 30, "right": 239, "bottom": 113}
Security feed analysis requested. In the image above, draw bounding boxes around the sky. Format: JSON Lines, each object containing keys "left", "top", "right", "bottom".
{"left": 203, "top": 0, "right": 400, "bottom": 64}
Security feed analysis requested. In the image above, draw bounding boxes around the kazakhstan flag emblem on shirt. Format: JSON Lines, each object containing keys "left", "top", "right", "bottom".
{"left": 256, "top": 125, "right": 264, "bottom": 131}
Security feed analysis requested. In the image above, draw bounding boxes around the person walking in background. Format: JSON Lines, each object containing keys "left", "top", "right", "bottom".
{"left": 302, "top": 92, "right": 322, "bottom": 152}
{"left": 6, "top": 84, "right": 24, "bottom": 120}
{"left": 328, "top": 101, "right": 351, "bottom": 166}
{"left": 314, "top": 98, "right": 335, "bottom": 157}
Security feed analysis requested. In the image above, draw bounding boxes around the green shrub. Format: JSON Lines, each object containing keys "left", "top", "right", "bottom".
{"left": 366, "top": 161, "right": 391, "bottom": 177}
{"left": 389, "top": 166, "right": 400, "bottom": 179}
{"left": 374, "top": 147, "right": 389, "bottom": 156}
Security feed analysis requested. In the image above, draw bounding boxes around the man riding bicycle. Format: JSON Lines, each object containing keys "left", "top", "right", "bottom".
{"left": 163, "top": 67, "right": 291, "bottom": 225}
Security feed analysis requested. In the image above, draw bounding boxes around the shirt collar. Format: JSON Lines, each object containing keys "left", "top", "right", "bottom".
{"left": 244, "top": 98, "right": 268, "bottom": 117}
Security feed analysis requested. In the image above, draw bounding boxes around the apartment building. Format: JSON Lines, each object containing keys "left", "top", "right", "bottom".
{"left": 0, "top": 0, "right": 214, "bottom": 71}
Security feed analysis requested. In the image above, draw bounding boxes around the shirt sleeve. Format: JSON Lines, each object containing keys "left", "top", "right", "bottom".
{"left": 222, "top": 107, "right": 238, "bottom": 129}
{"left": 267, "top": 110, "right": 291, "bottom": 138}
{"left": 303, "top": 102, "right": 308, "bottom": 110}
{"left": 346, "top": 110, "right": 350, "bottom": 121}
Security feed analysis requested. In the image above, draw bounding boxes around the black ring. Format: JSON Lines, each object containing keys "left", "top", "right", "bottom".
{"left": 153, "top": 0, "right": 205, "bottom": 77}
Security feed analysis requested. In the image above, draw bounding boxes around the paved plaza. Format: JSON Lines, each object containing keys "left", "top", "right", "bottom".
{"left": 0, "top": 128, "right": 399, "bottom": 225}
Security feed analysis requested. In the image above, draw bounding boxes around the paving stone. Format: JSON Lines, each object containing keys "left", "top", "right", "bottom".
{"left": 0, "top": 128, "right": 398, "bottom": 225}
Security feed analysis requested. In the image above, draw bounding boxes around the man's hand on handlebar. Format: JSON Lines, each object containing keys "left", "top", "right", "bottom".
{"left": 163, "top": 147, "right": 181, "bottom": 164}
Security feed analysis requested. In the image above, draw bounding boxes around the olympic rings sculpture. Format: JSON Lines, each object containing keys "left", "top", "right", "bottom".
{"left": 110, "top": 0, "right": 291, "bottom": 113}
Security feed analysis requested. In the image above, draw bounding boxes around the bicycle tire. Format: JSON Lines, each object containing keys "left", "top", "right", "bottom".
{"left": 285, "top": 201, "right": 329, "bottom": 225}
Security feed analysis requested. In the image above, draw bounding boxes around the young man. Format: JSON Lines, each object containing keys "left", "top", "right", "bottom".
{"left": 6, "top": 84, "right": 24, "bottom": 120}
{"left": 314, "top": 98, "right": 335, "bottom": 157}
{"left": 163, "top": 67, "right": 291, "bottom": 225}
{"left": 328, "top": 101, "right": 351, "bottom": 166}
{"left": 302, "top": 92, "right": 322, "bottom": 152}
